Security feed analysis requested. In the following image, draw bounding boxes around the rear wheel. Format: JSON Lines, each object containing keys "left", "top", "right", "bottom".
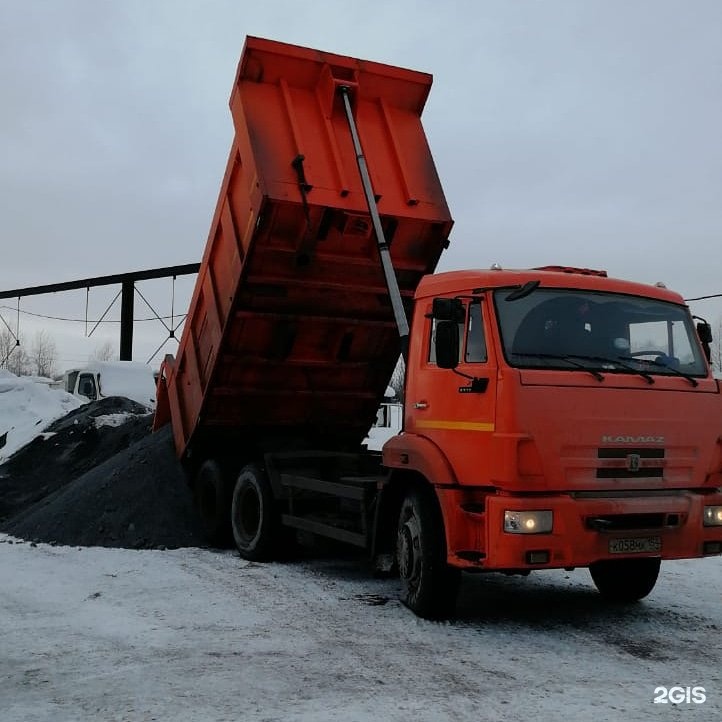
{"left": 396, "top": 487, "right": 460, "bottom": 619}
{"left": 194, "top": 459, "right": 233, "bottom": 547}
{"left": 231, "top": 464, "right": 279, "bottom": 561}
{"left": 589, "top": 557, "right": 661, "bottom": 602}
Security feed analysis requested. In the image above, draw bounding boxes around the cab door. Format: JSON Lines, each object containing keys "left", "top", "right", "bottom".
{"left": 405, "top": 296, "right": 498, "bottom": 485}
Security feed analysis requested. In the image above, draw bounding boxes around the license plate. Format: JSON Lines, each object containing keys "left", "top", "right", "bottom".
{"left": 609, "top": 536, "right": 661, "bottom": 554}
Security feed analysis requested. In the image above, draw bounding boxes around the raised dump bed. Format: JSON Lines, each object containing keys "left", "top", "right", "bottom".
{"left": 156, "top": 37, "right": 453, "bottom": 458}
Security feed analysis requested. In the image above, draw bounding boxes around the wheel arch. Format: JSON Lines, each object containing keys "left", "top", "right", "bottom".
{"left": 382, "top": 433, "right": 458, "bottom": 486}
{"left": 371, "top": 469, "right": 445, "bottom": 562}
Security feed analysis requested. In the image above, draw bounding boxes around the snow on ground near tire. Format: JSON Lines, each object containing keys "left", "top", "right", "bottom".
{"left": 0, "top": 538, "right": 720, "bottom": 722}
{"left": 0, "top": 370, "right": 81, "bottom": 462}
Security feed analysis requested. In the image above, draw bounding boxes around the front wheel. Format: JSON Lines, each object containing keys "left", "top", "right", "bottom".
{"left": 589, "top": 557, "right": 661, "bottom": 602}
{"left": 231, "top": 464, "right": 279, "bottom": 561}
{"left": 396, "top": 487, "right": 460, "bottom": 619}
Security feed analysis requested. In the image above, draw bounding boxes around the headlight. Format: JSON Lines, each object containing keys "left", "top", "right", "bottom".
{"left": 504, "top": 510, "right": 553, "bottom": 534}
{"left": 703, "top": 506, "right": 722, "bottom": 527}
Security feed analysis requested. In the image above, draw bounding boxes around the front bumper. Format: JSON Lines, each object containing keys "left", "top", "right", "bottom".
{"left": 440, "top": 488, "right": 722, "bottom": 570}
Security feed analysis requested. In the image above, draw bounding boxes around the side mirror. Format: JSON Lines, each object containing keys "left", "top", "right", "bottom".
{"left": 697, "top": 321, "right": 713, "bottom": 344}
{"left": 697, "top": 321, "right": 712, "bottom": 363}
{"left": 432, "top": 297, "right": 465, "bottom": 323}
{"left": 435, "top": 320, "right": 460, "bottom": 369}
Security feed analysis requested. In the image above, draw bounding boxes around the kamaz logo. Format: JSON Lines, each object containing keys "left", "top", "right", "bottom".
{"left": 602, "top": 435, "right": 665, "bottom": 444}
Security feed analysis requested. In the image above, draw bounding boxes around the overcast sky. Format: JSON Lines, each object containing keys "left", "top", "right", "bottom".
{"left": 1, "top": 0, "right": 721, "bottom": 369}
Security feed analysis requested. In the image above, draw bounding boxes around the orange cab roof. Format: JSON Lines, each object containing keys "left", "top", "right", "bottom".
{"left": 415, "top": 268, "right": 685, "bottom": 305}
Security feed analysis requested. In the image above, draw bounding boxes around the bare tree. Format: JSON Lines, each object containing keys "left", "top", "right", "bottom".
{"left": 0, "top": 327, "right": 13, "bottom": 368}
{"left": 711, "top": 317, "right": 722, "bottom": 373}
{"left": 31, "top": 330, "right": 58, "bottom": 378}
{"left": 92, "top": 340, "right": 117, "bottom": 362}
{"left": 388, "top": 355, "right": 405, "bottom": 402}
{"left": 0, "top": 328, "right": 32, "bottom": 376}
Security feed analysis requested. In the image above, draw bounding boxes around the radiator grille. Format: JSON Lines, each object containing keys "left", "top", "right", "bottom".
{"left": 596, "top": 447, "right": 665, "bottom": 479}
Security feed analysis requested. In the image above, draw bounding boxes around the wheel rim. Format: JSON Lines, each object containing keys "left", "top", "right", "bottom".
{"left": 235, "top": 483, "right": 261, "bottom": 544}
{"left": 397, "top": 512, "right": 422, "bottom": 593}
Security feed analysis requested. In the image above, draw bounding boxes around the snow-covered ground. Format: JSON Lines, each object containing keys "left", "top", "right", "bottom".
{"left": 2, "top": 374, "right": 720, "bottom": 721}
{"left": 0, "top": 370, "right": 81, "bottom": 462}
{"left": 1, "top": 535, "right": 720, "bottom": 722}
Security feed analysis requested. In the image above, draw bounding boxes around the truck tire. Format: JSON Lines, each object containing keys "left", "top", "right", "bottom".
{"left": 231, "top": 464, "right": 278, "bottom": 561}
{"left": 194, "top": 459, "right": 233, "bottom": 547}
{"left": 396, "top": 487, "right": 460, "bottom": 619}
{"left": 589, "top": 557, "right": 661, "bottom": 602}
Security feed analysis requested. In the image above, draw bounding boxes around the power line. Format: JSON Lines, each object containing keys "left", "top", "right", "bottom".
{"left": 0, "top": 305, "right": 186, "bottom": 324}
{"left": 685, "top": 293, "right": 722, "bottom": 302}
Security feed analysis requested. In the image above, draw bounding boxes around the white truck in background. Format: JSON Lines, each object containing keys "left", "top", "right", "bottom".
{"left": 62, "top": 361, "right": 157, "bottom": 410}
{"left": 363, "top": 387, "right": 402, "bottom": 451}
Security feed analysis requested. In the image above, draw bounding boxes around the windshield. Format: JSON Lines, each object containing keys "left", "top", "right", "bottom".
{"left": 493, "top": 287, "right": 707, "bottom": 378}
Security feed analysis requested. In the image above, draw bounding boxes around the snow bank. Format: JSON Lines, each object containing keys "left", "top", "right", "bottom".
{"left": 0, "top": 370, "right": 81, "bottom": 462}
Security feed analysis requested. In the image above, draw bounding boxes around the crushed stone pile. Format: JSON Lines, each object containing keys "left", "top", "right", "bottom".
{"left": 0, "top": 398, "right": 206, "bottom": 549}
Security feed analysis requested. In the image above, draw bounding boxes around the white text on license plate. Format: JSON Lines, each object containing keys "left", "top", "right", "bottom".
{"left": 609, "top": 537, "right": 661, "bottom": 554}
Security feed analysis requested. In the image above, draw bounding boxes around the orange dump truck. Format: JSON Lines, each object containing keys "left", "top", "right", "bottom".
{"left": 155, "top": 37, "right": 722, "bottom": 618}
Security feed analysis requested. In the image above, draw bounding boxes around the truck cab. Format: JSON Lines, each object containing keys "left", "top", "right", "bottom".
{"left": 380, "top": 266, "right": 722, "bottom": 611}
{"left": 63, "top": 361, "right": 157, "bottom": 409}
{"left": 64, "top": 368, "right": 100, "bottom": 401}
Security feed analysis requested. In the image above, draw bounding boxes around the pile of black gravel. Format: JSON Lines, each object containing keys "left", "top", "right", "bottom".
{"left": 0, "top": 398, "right": 206, "bottom": 549}
{"left": 0, "top": 397, "right": 152, "bottom": 521}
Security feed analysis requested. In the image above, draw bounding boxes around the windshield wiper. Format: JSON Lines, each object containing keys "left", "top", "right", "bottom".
{"left": 511, "top": 352, "right": 661, "bottom": 384}
{"left": 619, "top": 356, "right": 699, "bottom": 387}
{"left": 510, "top": 352, "right": 605, "bottom": 381}
{"left": 566, "top": 354, "right": 655, "bottom": 384}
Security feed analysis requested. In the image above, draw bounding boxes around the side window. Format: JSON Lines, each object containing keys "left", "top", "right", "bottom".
{"left": 465, "top": 301, "right": 487, "bottom": 363}
{"left": 427, "top": 300, "right": 487, "bottom": 364}
{"left": 428, "top": 317, "right": 464, "bottom": 364}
